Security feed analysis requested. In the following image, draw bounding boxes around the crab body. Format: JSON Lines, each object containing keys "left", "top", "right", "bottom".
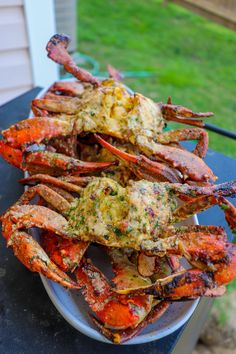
{"left": 66, "top": 178, "right": 176, "bottom": 248}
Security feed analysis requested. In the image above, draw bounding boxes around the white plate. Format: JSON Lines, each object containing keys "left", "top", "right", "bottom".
{"left": 30, "top": 83, "right": 200, "bottom": 345}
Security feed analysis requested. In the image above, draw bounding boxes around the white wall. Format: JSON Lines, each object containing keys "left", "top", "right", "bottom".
{"left": 24, "top": 0, "right": 59, "bottom": 87}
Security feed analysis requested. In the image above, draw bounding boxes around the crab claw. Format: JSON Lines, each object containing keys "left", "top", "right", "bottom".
{"left": 0, "top": 141, "right": 23, "bottom": 168}
{"left": 141, "top": 226, "right": 230, "bottom": 270}
{"left": 136, "top": 135, "right": 216, "bottom": 182}
{"left": 41, "top": 231, "right": 89, "bottom": 272}
{"left": 1, "top": 205, "right": 78, "bottom": 288}
{"left": 159, "top": 97, "right": 213, "bottom": 127}
{"left": 46, "top": 34, "right": 100, "bottom": 86}
{"left": 0, "top": 127, "right": 116, "bottom": 175}
{"left": 9, "top": 231, "right": 78, "bottom": 288}
{"left": 94, "top": 134, "right": 182, "bottom": 183}
{"left": 88, "top": 249, "right": 174, "bottom": 343}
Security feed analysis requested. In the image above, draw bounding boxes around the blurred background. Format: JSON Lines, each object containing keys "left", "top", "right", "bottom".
{"left": 0, "top": 1, "right": 236, "bottom": 352}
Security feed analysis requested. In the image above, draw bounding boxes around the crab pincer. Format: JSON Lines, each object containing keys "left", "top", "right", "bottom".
{"left": 160, "top": 96, "right": 213, "bottom": 128}
{"left": 95, "top": 134, "right": 216, "bottom": 183}
{"left": 94, "top": 134, "right": 183, "bottom": 183}
{"left": 1, "top": 207, "right": 78, "bottom": 289}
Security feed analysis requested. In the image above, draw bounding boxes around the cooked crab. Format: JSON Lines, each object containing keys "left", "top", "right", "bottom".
{"left": 1, "top": 175, "right": 236, "bottom": 290}
{"left": 0, "top": 34, "right": 216, "bottom": 183}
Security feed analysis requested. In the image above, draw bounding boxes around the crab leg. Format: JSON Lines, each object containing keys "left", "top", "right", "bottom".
{"left": 44, "top": 185, "right": 75, "bottom": 203}
{"left": 94, "top": 134, "right": 182, "bottom": 183}
{"left": 169, "top": 182, "right": 236, "bottom": 230}
{"left": 16, "top": 184, "right": 72, "bottom": 215}
{"left": 46, "top": 34, "right": 100, "bottom": 87}
{"left": 116, "top": 242, "right": 236, "bottom": 300}
{"left": 31, "top": 105, "right": 48, "bottom": 117}
{"left": 136, "top": 135, "right": 216, "bottom": 182}
{"left": 173, "top": 195, "right": 236, "bottom": 230}
{"left": 20, "top": 174, "right": 86, "bottom": 194}
{"left": 157, "top": 128, "right": 208, "bottom": 158}
{"left": 169, "top": 179, "right": 236, "bottom": 198}
{"left": 0, "top": 182, "right": 79, "bottom": 239}
{"left": 59, "top": 175, "right": 93, "bottom": 186}
{"left": 2, "top": 205, "right": 69, "bottom": 239}
{"left": 107, "top": 64, "right": 123, "bottom": 81}
{"left": 222, "top": 198, "right": 236, "bottom": 231}
{"left": 159, "top": 97, "right": 213, "bottom": 128}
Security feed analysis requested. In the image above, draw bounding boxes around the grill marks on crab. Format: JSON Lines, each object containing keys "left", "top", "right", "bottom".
{"left": 160, "top": 270, "right": 214, "bottom": 299}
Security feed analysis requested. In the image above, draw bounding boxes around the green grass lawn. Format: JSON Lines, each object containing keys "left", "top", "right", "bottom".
{"left": 77, "top": 0, "right": 236, "bottom": 157}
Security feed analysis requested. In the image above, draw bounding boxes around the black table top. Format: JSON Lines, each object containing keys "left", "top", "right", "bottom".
{"left": 0, "top": 88, "right": 235, "bottom": 354}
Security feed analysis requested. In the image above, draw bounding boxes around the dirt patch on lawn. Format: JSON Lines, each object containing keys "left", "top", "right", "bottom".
{"left": 193, "top": 292, "right": 236, "bottom": 354}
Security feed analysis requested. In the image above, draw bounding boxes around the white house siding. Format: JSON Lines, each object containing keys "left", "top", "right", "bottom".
{"left": 0, "top": 0, "right": 33, "bottom": 105}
